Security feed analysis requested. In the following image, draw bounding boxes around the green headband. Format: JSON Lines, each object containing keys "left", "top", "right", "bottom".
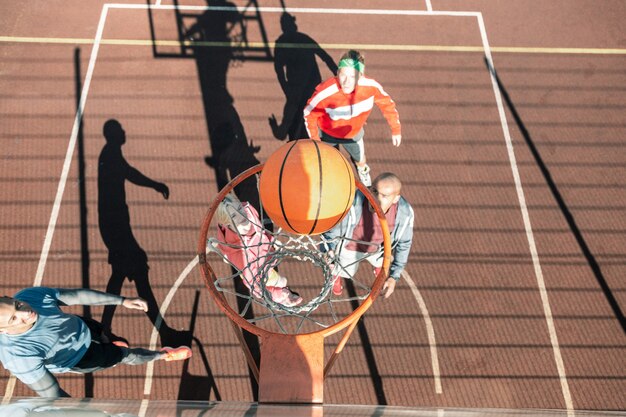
{"left": 338, "top": 58, "right": 364, "bottom": 73}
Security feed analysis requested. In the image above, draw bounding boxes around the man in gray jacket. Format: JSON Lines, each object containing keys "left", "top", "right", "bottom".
{"left": 323, "top": 172, "right": 414, "bottom": 298}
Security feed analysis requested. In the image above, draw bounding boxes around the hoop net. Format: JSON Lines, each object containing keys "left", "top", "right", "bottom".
{"left": 207, "top": 219, "right": 384, "bottom": 332}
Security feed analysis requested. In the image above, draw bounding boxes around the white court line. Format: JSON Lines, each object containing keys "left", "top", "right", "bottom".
{"left": 139, "top": 256, "right": 199, "bottom": 417}
{"left": 1, "top": 4, "right": 111, "bottom": 404}
{"left": 106, "top": 3, "right": 481, "bottom": 18}
{"left": 31, "top": 6, "right": 108, "bottom": 289}
{"left": 0, "top": 379, "right": 14, "bottom": 406}
{"left": 138, "top": 398, "right": 150, "bottom": 417}
{"left": 425, "top": 0, "right": 434, "bottom": 13}
{"left": 477, "top": 13, "right": 574, "bottom": 417}
{"left": 402, "top": 270, "right": 442, "bottom": 394}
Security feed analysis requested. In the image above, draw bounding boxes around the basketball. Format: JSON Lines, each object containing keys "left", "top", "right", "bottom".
{"left": 259, "top": 140, "right": 355, "bottom": 235}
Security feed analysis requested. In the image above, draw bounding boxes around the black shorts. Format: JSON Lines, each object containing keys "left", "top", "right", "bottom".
{"left": 71, "top": 317, "right": 124, "bottom": 373}
{"left": 320, "top": 129, "right": 365, "bottom": 163}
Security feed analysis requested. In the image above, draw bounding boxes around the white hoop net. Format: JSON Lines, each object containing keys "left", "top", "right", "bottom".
{"left": 204, "top": 179, "right": 386, "bottom": 335}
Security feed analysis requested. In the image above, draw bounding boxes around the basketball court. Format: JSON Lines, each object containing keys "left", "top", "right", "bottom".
{"left": 0, "top": 0, "right": 624, "bottom": 415}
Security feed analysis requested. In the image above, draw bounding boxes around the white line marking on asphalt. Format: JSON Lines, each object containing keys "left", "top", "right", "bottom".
{"left": 139, "top": 256, "right": 199, "bottom": 415}
{"left": 402, "top": 270, "right": 442, "bottom": 394}
{"left": 477, "top": 12, "right": 574, "bottom": 416}
{"left": 2, "top": 4, "right": 110, "bottom": 405}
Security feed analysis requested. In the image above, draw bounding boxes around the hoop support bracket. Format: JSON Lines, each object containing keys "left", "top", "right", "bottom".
{"left": 258, "top": 332, "right": 325, "bottom": 403}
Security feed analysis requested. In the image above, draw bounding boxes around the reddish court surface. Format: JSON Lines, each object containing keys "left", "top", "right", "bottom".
{"left": 1, "top": 0, "right": 625, "bottom": 412}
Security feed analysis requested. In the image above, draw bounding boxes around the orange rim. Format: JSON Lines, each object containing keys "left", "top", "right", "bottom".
{"left": 197, "top": 163, "right": 391, "bottom": 339}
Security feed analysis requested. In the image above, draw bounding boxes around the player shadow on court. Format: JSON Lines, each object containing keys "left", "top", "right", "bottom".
{"left": 484, "top": 58, "right": 626, "bottom": 334}
{"left": 345, "top": 279, "right": 388, "bottom": 405}
{"left": 97, "top": 119, "right": 191, "bottom": 348}
{"left": 182, "top": 1, "right": 270, "bottom": 398}
{"left": 268, "top": 12, "right": 338, "bottom": 141}
{"left": 183, "top": 0, "right": 262, "bottom": 208}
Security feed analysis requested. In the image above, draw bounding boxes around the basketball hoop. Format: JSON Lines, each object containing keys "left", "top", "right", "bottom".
{"left": 198, "top": 164, "right": 391, "bottom": 403}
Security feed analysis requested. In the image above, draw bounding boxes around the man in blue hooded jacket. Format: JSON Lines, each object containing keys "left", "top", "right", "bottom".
{"left": 0, "top": 287, "right": 192, "bottom": 397}
{"left": 323, "top": 172, "right": 414, "bottom": 298}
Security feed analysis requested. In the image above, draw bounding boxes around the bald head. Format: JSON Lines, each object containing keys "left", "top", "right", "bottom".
{"left": 373, "top": 172, "right": 401, "bottom": 192}
{"left": 371, "top": 172, "right": 402, "bottom": 213}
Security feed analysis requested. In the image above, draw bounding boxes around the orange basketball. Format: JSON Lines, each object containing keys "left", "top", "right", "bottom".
{"left": 259, "top": 140, "right": 355, "bottom": 235}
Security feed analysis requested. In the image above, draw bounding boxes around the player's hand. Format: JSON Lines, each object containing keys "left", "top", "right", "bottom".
{"left": 392, "top": 134, "right": 402, "bottom": 147}
{"left": 380, "top": 277, "right": 397, "bottom": 298}
{"left": 156, "top": 183, "right": 169, "bottom": 200}
{"left": 122, "top": 297, "right": 148, "bottom": 312}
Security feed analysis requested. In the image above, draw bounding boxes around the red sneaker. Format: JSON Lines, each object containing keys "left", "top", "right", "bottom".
{"left": 161, "top": 346, "right": 192, "bottom": 362}
{"left": 332, "top": 276, "right": 343, "bottom": 296}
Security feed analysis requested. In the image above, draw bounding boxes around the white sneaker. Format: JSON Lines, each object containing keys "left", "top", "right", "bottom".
{"left": 357, "top": 164, "right": 371, "bottom": 187}
{"left": 274, "top": 275, "right": 288, "bottom": 288}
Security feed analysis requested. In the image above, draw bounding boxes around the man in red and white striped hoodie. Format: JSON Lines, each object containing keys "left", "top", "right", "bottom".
{"left": 303, "top": 50, "right": 401, "bottom": 186}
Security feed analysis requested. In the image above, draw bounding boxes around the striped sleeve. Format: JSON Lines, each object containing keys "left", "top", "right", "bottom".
{"left": 303, "top": 80, "right": 339, "bottom": 140}
{"left": 363, "top": 78, "right": 401, "bottom": 136}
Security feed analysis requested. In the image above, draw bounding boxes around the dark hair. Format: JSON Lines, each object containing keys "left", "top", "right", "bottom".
{"left": 0, "top": 296, "right": 14, "bottom": 307}
{"left": 339, "top": 50, "right": 364, "bottom": 65}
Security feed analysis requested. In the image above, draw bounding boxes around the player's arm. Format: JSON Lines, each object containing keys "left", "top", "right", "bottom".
{"left": 382, "top": 217, "right": 413, "bottom": 299}
{"left": 373, "top": 85, "right": 401, "bottom": 145}
{"left": 303, "top": 106, "right": 323, "bottom": 141}
{"left": 127, "top": 167, "right": 169, "bottom": 199}
{"left": 56, "top": 288, "right": 148, "bottom": 312}
{"left": 388, "top": 205, "right": 414, "bottom": 281}
{"left": 303, "top": 83, "right": 329, "bottom": 141}
{"left": 273, "top": 48, "right": 288, "bottom": 94}
{"left": 26, "top": 370, "right": 69, "bottom": 398}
